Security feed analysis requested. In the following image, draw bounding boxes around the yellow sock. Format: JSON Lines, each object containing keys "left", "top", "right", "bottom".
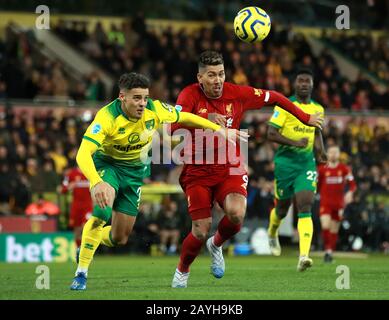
{"left": 78, "top": 217, "right": 106, "bottom": 270}
{"left": 297, "top": 213, "right": 313, "bottom": 257}
{"left": 101, "top": 226, "right": 115, "bottom": 247}
{"left": 268, "top": 207, "right": 282, "bottom": 237}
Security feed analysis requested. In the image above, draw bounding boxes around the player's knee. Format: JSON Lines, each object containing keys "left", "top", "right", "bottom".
{"left": 111, "top": 234, "right": 129, "bottom": 246}
{"left": 227, "top": 211, "right": 245, "bottom": 224}
{"left": 276, "top": 208, "right": 288, "bottom": 219}
{"left": 192, "top": 220, "right": 211, "bottom": 241}
{"left": 225, "top": 203, "right": 246, "bottom": 224}
{"left": 297, "top": 203, "right": 313, "bottom": 213}
{"left": 192, "top": 229, "right": 208, "bottom": 241}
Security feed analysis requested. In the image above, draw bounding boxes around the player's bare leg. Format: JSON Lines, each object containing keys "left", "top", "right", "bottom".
{"left": 74, "top": 225, "right": 84, "bottom": 265}
{"left": 320, "top": 214, "right": 333, "bottom": 263}
{"left": 74, "top": 226, "right": 83, "bottom": 249}
{"left": 295, "top": 190, "right": 315, "bottom": 272}
{"left": 172, "top": 216, "right": 212, "bottom": 288}
{"left": 207, "top": 193, "right": 245, "bottom": 278}
{"left": 268, "top": 198, "right": 291, "bottom": 256}
{"left": 110, "top": 211, "right": 136, "bottom": 245}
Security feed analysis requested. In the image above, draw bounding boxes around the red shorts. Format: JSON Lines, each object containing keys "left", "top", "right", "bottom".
{"left": 179, "top": 165, "right": 248, "bottom": 220}
{"left": 69, "top": 203, "right": 92, "bottom": 227}
{"left": 319, "top": 205, "right": 343, "bottom": 222}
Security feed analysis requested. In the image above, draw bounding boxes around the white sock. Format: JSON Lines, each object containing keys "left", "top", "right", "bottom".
{"left": 75, "top": 266, "right": 88, "bottom": 276}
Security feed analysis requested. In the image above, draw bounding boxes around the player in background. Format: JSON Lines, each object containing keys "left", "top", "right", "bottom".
{"left": 70, "top": 72, "right": 247, "bottom": 290}
{"left": 267, "top": 68, "right": 327, "bottom": 271}
{"left": 61, "top": 162, "right": 93, "bottom": 250}
{"left": 318, "top": 145, "right": 356, "bottom": 263}
{"left": 170, "top": 51, "right": 323, "bottom": 288}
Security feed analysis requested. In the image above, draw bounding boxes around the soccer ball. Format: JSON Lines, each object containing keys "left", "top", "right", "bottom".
{"left": 234, "top": 6, "right": 271, "bottom": 43}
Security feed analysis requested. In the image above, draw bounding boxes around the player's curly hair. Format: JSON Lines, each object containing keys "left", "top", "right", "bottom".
{"left": 118, "top": 72, "right": 150, "bottom": 90}
{"left": 198, "top": 51, "right": 224, "bottom": 69}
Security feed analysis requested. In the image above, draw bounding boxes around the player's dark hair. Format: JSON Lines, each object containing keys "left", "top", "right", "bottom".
{"left": 294, "top": 68, "right": 314, "bottom": 79}
{"left": 118, "top": 72, "right": 150, "bottom": 90}
{"left": 198, "top": 51, "right": 224, "bottom": 69}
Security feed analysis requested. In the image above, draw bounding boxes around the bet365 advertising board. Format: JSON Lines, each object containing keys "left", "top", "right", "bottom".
{"left": 0, "top": 233, "right": 75, "bottom": 263}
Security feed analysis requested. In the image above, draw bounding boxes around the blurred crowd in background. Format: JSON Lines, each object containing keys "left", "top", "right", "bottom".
{"left": 0, "top": 106, "right": 388, "bottom": 252}
{"left": 1, "top": 17, "right": 389, "bottom": 110}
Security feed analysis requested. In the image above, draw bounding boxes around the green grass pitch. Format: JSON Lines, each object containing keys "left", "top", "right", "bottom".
{"left": 1, "top": 252, "right": 389, "bottom": 300}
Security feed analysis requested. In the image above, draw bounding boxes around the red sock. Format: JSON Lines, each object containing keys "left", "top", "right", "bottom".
{"left": 322, "top": 229, "right": 331, "bottom": 251}
{"left": 330, "top": 232, "right": 338, "bottom": 251}
{"left": 213, "top": 215, "right": 242, "bottom": 247}
{"left": 178, "top": 232, "right": 204, "bottom": 273}
{"left": 76, "top": 239, "right": 81, "bottom": 248}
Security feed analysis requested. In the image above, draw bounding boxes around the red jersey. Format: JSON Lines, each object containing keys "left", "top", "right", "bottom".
{"left": 318, "top": 163, "right": 356, "bottom": 208}
{"left": 171, "top": 82, "right": 310, "bottom": 166}
{"left": 62, "top": 167, "right": 92, "bottom": 205}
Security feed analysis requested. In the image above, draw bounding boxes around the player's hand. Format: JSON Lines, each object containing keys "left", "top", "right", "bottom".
{"left": 208, "top": 113, "right": 227, "bottom": 127}
{"left": 217, "top": 128, "right": 249, "bottom": 145}
{"left": 308, "top": 112, "right": 324, "bottom": 129}
{"left": 317, "top": 152, "right": 328, "bottom": 164}
{"left": 339, "top": 208, "right": 344, "bottom": 220}
{"left": 91, "top": 181, "right": 115, "bottom": 208}
{"left": 294, "top": 137, "right": 309, "bottom": 148}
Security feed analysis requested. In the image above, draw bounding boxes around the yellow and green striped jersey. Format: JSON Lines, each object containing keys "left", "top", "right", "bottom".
{"left": 268, "top": 96, "right": 324, "bottom": 162}
{"left": 83, "top": 98, "right": 179, "bottom": 163}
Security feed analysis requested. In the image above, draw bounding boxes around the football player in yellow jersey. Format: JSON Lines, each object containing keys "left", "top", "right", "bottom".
{"left": 70, "top": 72, "right": 248, "bottom": 290}
{"left": 267, "top": 68, "right": 327, "bottom": 271}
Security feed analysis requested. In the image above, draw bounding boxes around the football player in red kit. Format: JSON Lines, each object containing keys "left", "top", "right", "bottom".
{"left": 62, "top": 165, "right": 93, "bottom": 249}
{"left": 170, "top": 50, "right": 323, "bottom": 288}
{"left": 317, "top": 145, "right": 356, "bottom": 262}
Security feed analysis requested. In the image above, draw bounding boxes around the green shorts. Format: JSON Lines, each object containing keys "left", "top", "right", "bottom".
{"left": 274, "top": 158, "right": 317, "bottom": 200}
{"left": 93, "top": 153, "right": 150, "bottom": 216}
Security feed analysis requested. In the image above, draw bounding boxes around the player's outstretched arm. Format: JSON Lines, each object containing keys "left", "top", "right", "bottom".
{"left": 267, "top": 125, "right": 308, "bottom": 148}
{"left": 265, "top": 91, "right": 323, "bottom": 129}
{"left": 178, "top": 112, "right": 249, "bottom": 143}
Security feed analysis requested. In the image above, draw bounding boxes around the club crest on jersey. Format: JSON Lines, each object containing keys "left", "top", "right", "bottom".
{"left": 198, "top": 108, "right": 208, "bottom": 114}
{"left": 91, "top": 123, "right": 101, "bottom": 134}
{"left": 118, "top": 127, "right": 125, "bottom": 134}
{"left": 254, "top": 88, "right": 263, "bottom": 97}
{"left": 145, "top": 119, "right": 155, "bottom": 130}
{"left": 226, "top": 103, "right": 233, "bottom": 115}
